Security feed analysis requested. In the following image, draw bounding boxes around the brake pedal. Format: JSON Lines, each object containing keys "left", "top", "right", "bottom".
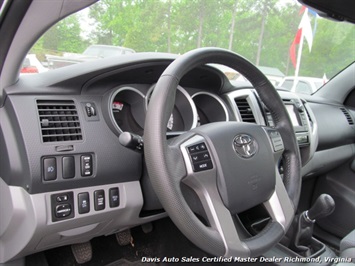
{"left": 115, "top": 229, "right": 131, "bottom": 246}
{"left": 71, "top": 241, "right": 92, "bottom": 264}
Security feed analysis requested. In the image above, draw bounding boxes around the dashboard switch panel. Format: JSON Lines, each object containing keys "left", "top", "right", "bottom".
{"left": 94, "top": 190, "right": 105, "bottom": 211}
{"left": 81, "top": 155, "right": 93, "bottom": 176}
{"left": 109, "top": 187, "right": 120, "bottom": 208}
{"left": 56, "top": 194, "right": 68, "bottom": 202}
{"left": 82, "top": 102, "right": 99, "bottom": 121}
{"left": 85, "top": 105, "right": 96, "bottom": 117}
{"left": 55, "top": 204, "right": 72, "bottom": 218}
{"left": 78, "top": 192, "right": 90, "bottom": 214}
{"left": 43, "top": 157, "right": 57, "bottom": 181}
{"left": 51, "top": 192, "right": 74, "bottom": 222}
{"left": 62, "top": 156, "right": 75, "bottom": 179}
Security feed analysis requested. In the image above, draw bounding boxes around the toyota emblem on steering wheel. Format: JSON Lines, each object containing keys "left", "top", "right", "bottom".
{"left": 233, "top": 134, "right": 258, "bottom": 158}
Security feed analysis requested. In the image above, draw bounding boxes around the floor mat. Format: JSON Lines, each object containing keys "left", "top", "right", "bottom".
{"left": 106, "top": 259, "right": 155, "bottom": 266}
{"left": 41, "top": 218, "right": 215, "bottom": 266}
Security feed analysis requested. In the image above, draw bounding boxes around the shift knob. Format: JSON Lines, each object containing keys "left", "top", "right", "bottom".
{"left": 306, "top": 194, "right": 335, "bottom": 221}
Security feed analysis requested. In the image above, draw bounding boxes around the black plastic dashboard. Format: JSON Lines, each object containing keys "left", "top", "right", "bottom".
{"left": 0, "top": 53, "right": 354, "bottom": 262}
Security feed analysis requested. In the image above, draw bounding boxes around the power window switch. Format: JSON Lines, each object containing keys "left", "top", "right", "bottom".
{"left": 78, "top": 192, "right": 90, "bottom": 214}
{"left": 109, "top": 188, "right": 120, "bottom": 208}
{"left": 94, "top": 190, "right": 105, "bottom": 211}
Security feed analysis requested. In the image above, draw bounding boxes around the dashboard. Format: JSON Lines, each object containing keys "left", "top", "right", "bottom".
{"left": 108, "top": 84, "right": 229, "bottom": 136}
{"left": 0, "top": 53, "right": 354, "bottom": 262}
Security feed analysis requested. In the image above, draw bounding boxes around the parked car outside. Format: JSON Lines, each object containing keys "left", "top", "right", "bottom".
{"left": 214, "top": 65, "right": 285, "bottom": 86}
{"left": 258, "top": 66, "right": 285, "bottom": 86}
{"left": 20, "top": 54, "right": 48, "bottom": 74}
{"left": 279, "top": 76, "right": 326, "bottom": 94}
{"left": 46, "top": 45, "right": 135, "bottom": 69}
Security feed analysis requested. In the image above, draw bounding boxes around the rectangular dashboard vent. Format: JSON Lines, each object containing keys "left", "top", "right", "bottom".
{"left": 37, "top": 100, "right": 83, "bottom": 142}
{"left": 234, "top": 98, "right": 256, "bottom": 123}
{"left": 340, "top": 107, "right": 354, "bottom": 125}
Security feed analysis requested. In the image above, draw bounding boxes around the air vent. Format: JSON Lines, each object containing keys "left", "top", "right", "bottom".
{"left": 37, "top": 100, "right": 83, "bottom": 142}
{"left": 340, "top": 107, "right": 354, "bottom": 125}
{"left": 235, "top": 98, "right": 256, "bottom": 123}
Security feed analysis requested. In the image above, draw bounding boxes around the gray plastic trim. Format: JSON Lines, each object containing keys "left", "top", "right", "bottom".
{"left": 180, "top": 135, "right": 205, "bottom": 175}
{"left": 180, "top": 135, "right": 250, "bottom": 257}
{"left": 302, "top": 144, "right": 354, "bottom": 178}
{"left": 303, "top": 102, "right": 319, "bottom": 163}
{"left": 109, "top": 86, "right": 146, "bottom": 134}
{"left": 0, "top": 178, "right": 166, "bottom": 263}
{"left": 263, "top": 174, "right": 295, "bottom": 232}
{"left": 264, "top": 192, "right": 286, "bottom": 230}
{"left": 191, "top": 91, "right": 229, "bottom": 123}
{"left": 225, "top": 89, "right": 266, "bottom": 125}
{"left": 315, "top": 63, "right": 355, "bottom": 103}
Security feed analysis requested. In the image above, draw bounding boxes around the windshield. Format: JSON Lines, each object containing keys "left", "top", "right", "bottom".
{"left": 29, "top": 0, "right": 354, "bottom": 88}
{"left": 83, "top": 45, "right": 135, "bottom": 57}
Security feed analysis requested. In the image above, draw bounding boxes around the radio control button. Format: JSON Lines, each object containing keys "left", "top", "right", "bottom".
{"left": 193, "top": 161, "right": 213, "bottom": 172}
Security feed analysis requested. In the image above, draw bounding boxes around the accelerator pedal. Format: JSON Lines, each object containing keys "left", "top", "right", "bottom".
{"left": 71, "top": 241, "right": 92, "bottom": 264}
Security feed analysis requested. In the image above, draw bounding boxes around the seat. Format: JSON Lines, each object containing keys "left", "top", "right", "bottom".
{"left": 340, "top": 229, "right": 355, "bottom": 261}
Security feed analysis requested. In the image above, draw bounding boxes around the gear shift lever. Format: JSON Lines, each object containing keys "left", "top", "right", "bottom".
{"left": 306, "top": 194, "right": 335, "bottom": 222}
{"left": 292, "top": 194, "right": 335, "bottom": 257}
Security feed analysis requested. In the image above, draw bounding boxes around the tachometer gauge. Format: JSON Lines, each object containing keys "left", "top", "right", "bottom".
{"left": 112, "top": 101, "right": 124, "bottom": 111}
{"left": 145, "top": 84, "right": 198, "bottom": 132}
{"left": 191, "top": 92, "right": 229, "bottom": 126}
{"left": 109, "top": 87, "right": 145, "bottom": 135}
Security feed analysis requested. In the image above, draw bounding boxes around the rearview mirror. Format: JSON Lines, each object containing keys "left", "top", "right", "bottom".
{"left": 298, "top": 0, "right": 355, "bottom": 23}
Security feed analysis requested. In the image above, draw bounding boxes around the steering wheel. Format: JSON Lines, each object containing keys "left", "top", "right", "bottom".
{"left": 144, "top": 48, "right": 301, "bottom": 257}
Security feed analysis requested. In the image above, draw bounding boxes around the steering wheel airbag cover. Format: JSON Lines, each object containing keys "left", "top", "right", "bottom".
{"left": 192, "top": 122, "right": 276, "bottom": 215}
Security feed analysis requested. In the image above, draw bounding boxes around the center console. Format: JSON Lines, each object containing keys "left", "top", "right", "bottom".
{"left": 225, "top": 89, "right": 338, "bottom": 265}
{"left": 265, "top": 98, "right": 310, "bottom": 147}
{"left": 226, "top": 89, "right": 317, "bottom": 167}
{"left": 247, "top": 194, "right": 339, "bottom": 265}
